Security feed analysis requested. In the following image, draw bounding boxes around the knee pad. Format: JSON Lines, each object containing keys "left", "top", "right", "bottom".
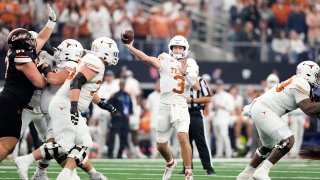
{"left": 275, "top": 137, "right": 291, "bottom": 156}
{"left": 256, "top": 146, "right": 273, "bottom": 160}
{"left": 67, "top": 146, "right": 90, "bottom": 167}
{"left": 40, "top": 142, "right": 64, "bottom": 160}
{"left": 55, "top": 152, "right": 68, "bottom": 165}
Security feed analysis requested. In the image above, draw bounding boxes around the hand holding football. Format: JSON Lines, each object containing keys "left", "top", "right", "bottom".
{"left": 121, "top": 29, "right": 134, "bottom": 44}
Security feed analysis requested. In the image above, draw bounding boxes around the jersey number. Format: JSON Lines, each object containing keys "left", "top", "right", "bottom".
{"left": 276, "top": 77, "right": 293, "bottom": 92}
{"left": 172, "top": 75, "right": 185, "bottom": 94}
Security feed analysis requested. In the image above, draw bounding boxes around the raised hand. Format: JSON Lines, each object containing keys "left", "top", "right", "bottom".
{"left": 178, "top": 59, "right": 188, "bottom": 75}
{"left": 47, "top": 4, "right": 56, "bottom": 22}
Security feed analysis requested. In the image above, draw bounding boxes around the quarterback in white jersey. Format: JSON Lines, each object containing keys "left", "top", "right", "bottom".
{"left": 237, "top": 61, "right": 320, "bottom": 180}
{"left": 124, "top": 35, "right": 200, "bottom": 180}
{"left": 55, "top": 37, "right": 118, "bottom": 180}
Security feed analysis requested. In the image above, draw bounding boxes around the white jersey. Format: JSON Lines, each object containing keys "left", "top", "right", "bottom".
{"left": 158, "top": 53, "right": 199, "bottom": 104}
{"left": 55, "top": 53, "right": 105, "bottom": 112}
{"left": 40, "top": 61, "right": 78, "bottom": 113}
{"left": 257, "top": 75, "right": 310, "bottom": 117}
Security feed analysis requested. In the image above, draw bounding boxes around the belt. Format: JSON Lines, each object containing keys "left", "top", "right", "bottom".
{"left": 188, "top": 108, "right": 202, "bottom": 114}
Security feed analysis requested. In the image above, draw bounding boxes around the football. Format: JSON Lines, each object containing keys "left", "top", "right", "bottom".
{"left": 121, "top": 29, "right": 134, "bottom": 44}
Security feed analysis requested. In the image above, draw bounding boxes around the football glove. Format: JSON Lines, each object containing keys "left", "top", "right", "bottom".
{"left": 70, "top": 101, "right": 79, "bottom": 125}
{"left": 47, "top": 4, "right": 56, "bottom": 22}
{"left": 97, "top": 98, "right": 117, "bottom": 113}
{"left": 311, "top": 87, "right": 320, "bottom": 102}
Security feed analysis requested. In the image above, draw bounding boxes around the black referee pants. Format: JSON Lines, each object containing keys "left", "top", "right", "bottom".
{"left": 188, "top": 109, "right": 212, "bottom": 170}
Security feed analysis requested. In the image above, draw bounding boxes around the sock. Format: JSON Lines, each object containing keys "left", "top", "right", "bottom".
{"left": 23, "top": 154, "right": 36, "bottom": 165}
{"left": 244, "top": 164, "right": 255, "bottom": 175}
{"left": 88, "top": 167, "right": 97, "bottom": 175}
{"left": 261, "top": 160, "right": 273, "bottom": 172}
{"left": 166, "top": 159, "right": 174, "bottom": 167}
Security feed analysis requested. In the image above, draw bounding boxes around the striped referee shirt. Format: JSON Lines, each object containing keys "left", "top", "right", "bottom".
{"left": 189, "top": 77, "right": 211, "bottom": 110}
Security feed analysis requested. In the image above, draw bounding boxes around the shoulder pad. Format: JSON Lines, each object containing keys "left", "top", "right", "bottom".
{"left": 292, "top": 76, "right": 311, "bottom": 95}
{"left": 14, "top": 51, "right": 33, "bottom": 63}
{"left": 81, "top": 54, "right": 103, "bottom": 72}
{"left": 158, "top": 52, "right": 171, "bottom": 61}
{"left": 62, "top": 61, "right": 78, "bottom": 73}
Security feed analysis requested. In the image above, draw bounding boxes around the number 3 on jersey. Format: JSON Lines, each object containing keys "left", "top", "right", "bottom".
{"left": 172, "top": 75, "right": 185, "bottom": 94}
{"left": 276, "top": 77, "right": 293, "bottom": 92}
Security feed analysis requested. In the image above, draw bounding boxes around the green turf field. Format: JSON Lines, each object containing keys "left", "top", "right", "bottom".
{"left": 0, "top": 158, "right": 319, "bottom": 180}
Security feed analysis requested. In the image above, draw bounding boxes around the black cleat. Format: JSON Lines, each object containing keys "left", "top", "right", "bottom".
{"left": 206, "top": 168, "right": 216, "bottom": 176}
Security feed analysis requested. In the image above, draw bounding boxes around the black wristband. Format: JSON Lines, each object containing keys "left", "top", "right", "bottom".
{"left": 42, "top": 65, "right": 52, "bottom": 76}
{"left": 191, "top": 98, "right": 194, "bottom": 104}
{"left": 71, "top": 101, "right": 78, "bottom": 110}
{"left": 97, "top": 98, "right": 106, "bottom": 107}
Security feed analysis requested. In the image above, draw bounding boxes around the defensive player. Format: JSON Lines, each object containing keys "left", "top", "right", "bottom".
{"left": 124, "top": 35, "right": 200, "bottom": 180}
{"left": 237, "top": 61, "right": 320, "bottom": 180}
{"left": 0, "top": 4, "right": 56, "bottom": 162}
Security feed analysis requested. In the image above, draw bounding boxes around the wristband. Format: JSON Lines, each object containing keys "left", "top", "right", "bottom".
{"left": 191, "top": 98, "right": 194, "bottom": 104}
{"left": 42, "top": 65, "right": 52, "bottom": 77}
{"left": 46, "top": 20, "right": 56, "bottom": 29}
{"left": 71, "top": 101, "right": 78, "bottom": 109}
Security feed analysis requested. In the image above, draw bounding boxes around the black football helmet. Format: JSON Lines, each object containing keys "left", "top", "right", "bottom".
{"left": 6, "top": 28, "right": 36, "bottom": 51}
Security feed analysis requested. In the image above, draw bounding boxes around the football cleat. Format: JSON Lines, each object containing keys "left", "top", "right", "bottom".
{"left": 162, "top": 160, "right": 177, "bottom": 180}
{"left": 236, "top": 171, "right": 254, "bottom": 180}
{"left": 31, "top": 169, "right": 49, "bottom": 180}
{"left": 185, "top": 169, "right": 193, "bottom": 180}
{"left": 252, "top": 168, "right": 271, "bottom": 180}
{"left": 89, "top": 172, "right": 108, "bottom": 180}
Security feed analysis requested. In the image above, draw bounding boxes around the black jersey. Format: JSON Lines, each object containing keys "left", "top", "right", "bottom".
{"left": 1, "top": 50, "right": 38, "bottom": 108}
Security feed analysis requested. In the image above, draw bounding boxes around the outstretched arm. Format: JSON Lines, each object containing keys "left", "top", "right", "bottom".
{"left": 36, "top": 4, "right": 57, "bottom": 53}
{"left": 124, "top": 42, "right": 161, "bottom": 69}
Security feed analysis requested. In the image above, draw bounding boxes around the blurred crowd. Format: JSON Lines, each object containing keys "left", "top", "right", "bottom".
{"left": 2, "top": 0, "right": 320, "bottom": 63}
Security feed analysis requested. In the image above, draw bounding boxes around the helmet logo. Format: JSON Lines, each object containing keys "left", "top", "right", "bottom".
{"left": 107, "top": 43, "right": 113, "bottom": 48}
{"left": 307, "top": 64, "right": 314, "bottom": 69}
{"left": 11, "top": 34, "right": 27, "bottom": 41}
{"left": 66, "top": 42, "right": 71, "bottom": 47}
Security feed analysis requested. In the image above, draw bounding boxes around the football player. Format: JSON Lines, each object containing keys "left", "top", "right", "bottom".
{"left": 51, "top": 37, "right": 118, "bottom": 179}
{"left": 124, "top": 35, "right": 200, "bottom": 180}
{"left": 15, "top": 39, "right": 84, "bottom": 180}
{"left": 0, "top": 4, "right": 56, "bottom": 162}
{"left": 237, "top": 61, "right": 320, "bottom": 180}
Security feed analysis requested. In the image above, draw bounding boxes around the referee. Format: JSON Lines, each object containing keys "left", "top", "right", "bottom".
{"left": 179, "top": 76, "right": 216, "bottom": 175}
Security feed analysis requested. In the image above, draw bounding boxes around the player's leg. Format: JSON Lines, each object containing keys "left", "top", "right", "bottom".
{"left": 0, "top": 98, "right": 22, "bottom": 162}
{"left": 176, "top": 104, "right": 193, "bottom": 179}
{"left": 156, "top": 104, "right": 176, "bottom": 180}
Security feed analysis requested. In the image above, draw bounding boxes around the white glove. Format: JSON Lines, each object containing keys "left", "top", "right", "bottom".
{"left": 242, "top": 104, "right": 251, "bottom": 117}
{"left": 46, "top": 4, "right": 56, "bottom": 29}
{"left": 47, "top": 4, "right": 56, "bottom": 22}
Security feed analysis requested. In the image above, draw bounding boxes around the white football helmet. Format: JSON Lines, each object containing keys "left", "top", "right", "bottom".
{"left": 266, "top": 73, "right": 280, "bottom": 89}
{"left": 91, "top": 37, "right": 119, "bottom": 66}
{"left": 55, "top": 39, "right": 83, "bottom": 64}
{"left": 168, "top": 35, "right": 189, "bottom": 59}
{"left": 296, "top": 61, "right": 320, "bottom": 87}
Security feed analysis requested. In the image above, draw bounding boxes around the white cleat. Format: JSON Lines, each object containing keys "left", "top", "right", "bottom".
{"left": 237, "top": 171, "right": 254, "bottom": 180}
{"left": 14, "top": 156, "right": 31, "bottom": 180}
{"left": 31, "top": 170, "right": 49, "bottom": 180}
{"left": 252, "top": 168, "right": 271, "bottom": 180}
{"left": 162, "top": 160, "right": 177, "bottom": 180}
{"left": 185, "top": 170, "right": 193, "bottom": 180}
{"left": 89, "top": 172, "right": 108, "bottom": 180}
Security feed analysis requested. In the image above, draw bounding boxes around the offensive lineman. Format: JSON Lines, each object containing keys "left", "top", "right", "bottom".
{"left": 237, "top": 61, "right": 320, "bottom": 180}
{"left": 124, "top": 35, "right": 200, "bottom": 180}
{"left": 51, "top": 37, "right": 118, "bottom": 179}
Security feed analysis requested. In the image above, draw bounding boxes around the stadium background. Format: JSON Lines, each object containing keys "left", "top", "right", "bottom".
{"left": 0, "top": 0, "right": 320, "bottom": 178}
